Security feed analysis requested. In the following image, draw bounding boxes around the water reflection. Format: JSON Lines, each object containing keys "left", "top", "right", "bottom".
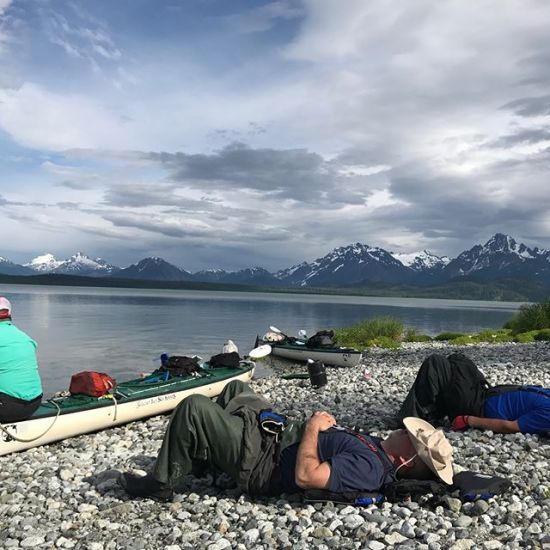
{"left": 1, "top": 284, "right": 522, "bottom": 396}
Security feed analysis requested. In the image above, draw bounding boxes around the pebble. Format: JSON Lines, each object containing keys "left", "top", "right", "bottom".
{"left": 443, "top": 496, "right": 463, "bottom": 513}
{"left": 449, "top": 540, "right": 474, "bottom": 550}
{"left": 482, "top": 541, "right": 503, "bottom": 549}
{"left": 471, "top": 500, "right": 490, "bottom": 516}
{"left": 343, "top": 514, "right": 364, "bottom": 529}
{"left": 20, "top": 536, "right": 46, "bottom": 548}
{"left": 454, "top": 515, "right": 474, "bottom": 528}
{"left": 400, "top": 521, "right": 416, "bottom": 538}
{"left": 0, "top": 342, "right": 548, "bottom": 549}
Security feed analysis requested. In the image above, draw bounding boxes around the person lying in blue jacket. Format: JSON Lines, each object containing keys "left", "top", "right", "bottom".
{"left": 398, "top": 353, "right": 549, "bottom": 435}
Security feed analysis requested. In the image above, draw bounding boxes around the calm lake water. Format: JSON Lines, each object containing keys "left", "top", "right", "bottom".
{"left": 1, "top": 284, "right": 526, "bottom": 396}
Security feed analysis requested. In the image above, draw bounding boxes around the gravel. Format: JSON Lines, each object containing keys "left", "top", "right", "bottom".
{"left": 1, "top": 341, "right": 549, "bottom": 549}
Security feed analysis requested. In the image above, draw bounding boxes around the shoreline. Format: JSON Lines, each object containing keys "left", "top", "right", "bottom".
{"left": 0, "top": 276, "right": 534, "bottom": 304}
{"left": 1, "top": 341, "right": 549, "bottom": 549}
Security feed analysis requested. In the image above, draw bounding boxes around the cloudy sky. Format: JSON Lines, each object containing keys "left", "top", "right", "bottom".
{"left": 1, "top": 0, "right": 550, "bottom": 271}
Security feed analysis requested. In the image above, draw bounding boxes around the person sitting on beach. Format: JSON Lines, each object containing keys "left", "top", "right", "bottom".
{"left": 397, "top": 353, "right": 549, "bottom": 435}
{"left": 119, "top": 380, "right": 454, "bottom": 502}
{"left": 0, "top": 297, "right": 43, "bottom": 423}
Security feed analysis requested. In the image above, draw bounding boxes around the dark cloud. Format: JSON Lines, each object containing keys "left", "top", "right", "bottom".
{"left": 102, "top": 183, "right": 210, "bottom": 209}
{"left": 488, "top": 128, "right": 550, "bottom": 148}
{"left": 56, "top": 201, "right": 81, "bottom": 209}
{"left": 102, "top": 211, "right": 291, "bottom": 245}
{"left": 103, "top": 213, "right": 209, "bottom": 239}
{"left": 501, "top": 95, "right": 550, "bottom": 117}
{"left": 57, "top": 180, "right": 93, "bottom": 190}
{"left": 143, "top": 142, "right": 368, "bottom": 206}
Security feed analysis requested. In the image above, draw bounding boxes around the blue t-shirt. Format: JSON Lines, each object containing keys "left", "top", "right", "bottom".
{"left": 279, "top": 428, "right": 395, "bottom": 494}
{"left": 484, "top": 386, "right": 550, "bottom": 434}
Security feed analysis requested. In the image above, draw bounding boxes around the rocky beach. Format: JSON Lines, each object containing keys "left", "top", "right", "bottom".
{"left": 0, "top": 342, "right": 548, "bottom": 550}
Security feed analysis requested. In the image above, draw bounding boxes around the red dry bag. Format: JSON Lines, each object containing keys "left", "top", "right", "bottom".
{"left": 69, "top": 371, "right": 116, "bottom": 397}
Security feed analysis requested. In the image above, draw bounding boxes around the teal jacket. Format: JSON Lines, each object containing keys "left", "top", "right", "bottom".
{"left": 0, "top": 321, "right": 43, "bottom": 400}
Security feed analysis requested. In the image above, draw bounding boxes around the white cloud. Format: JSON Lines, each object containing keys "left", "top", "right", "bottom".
{"left": 0, "top": 83, "right": 132, "bottom": 151}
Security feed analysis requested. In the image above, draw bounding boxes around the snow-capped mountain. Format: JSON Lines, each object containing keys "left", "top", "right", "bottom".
{"left": 276, "top": 243, "right": 412, "bottom": 286}
{"left": 274, "top": 235, "right": 550, "bottom": 287}
{"left": 393, "top": 250, "right": 450, "bottom": 273}
{"left": 3, "top": 233, "right": 550, "bottom": 289}
{"left": 24, "top": 252, "right": 119, "bottom": 277}
{"left": 443, "top": 233, "right": 550, "bottom": 282}
{"left": 117, "top": 257, "right": 193, "bottom": 281}
{"left": 193, "top": 268, "right": 228, "bottom": 283}
{"left": 24, "top": 253, "right": 64, "bottom": 272}
{"left": 56, "top": 253, "right": 120, "bottom": 277}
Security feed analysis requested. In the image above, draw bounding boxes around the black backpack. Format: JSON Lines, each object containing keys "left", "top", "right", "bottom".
{"left": 306, "top": 330, "right": 335, "bottom": 348}
{"left": 208, "top": 352, "right": 241, "bottom": 369}
{"left": 152, "top": 355, "right": 201, "bottom": 378}
{"left": 440, "top": 353, "right": 490, "bottom": 419}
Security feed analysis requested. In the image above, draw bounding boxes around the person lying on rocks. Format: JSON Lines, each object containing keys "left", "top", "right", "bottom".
{"left": 397, "top": 352, "right": 549, "bottom": 435}
{"left": 119, "top": 380, "right": 454, "bottom": 502}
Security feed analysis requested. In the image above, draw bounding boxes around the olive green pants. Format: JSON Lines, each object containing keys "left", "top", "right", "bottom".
{"left": 153, "top": 380, "right": 252, "bottom": 486}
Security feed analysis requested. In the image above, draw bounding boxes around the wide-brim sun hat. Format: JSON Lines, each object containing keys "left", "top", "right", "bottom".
{"left": 403, "top": 417, "right": 454, "bottom": 484}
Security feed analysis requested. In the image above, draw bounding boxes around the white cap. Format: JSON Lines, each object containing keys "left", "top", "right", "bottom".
{"left": 0, "top": 297, "right": 12, "bottom": 318}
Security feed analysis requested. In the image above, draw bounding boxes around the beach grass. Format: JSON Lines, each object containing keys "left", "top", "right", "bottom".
{"left": 335, "top": 317, "right": 403, "bottom": 349}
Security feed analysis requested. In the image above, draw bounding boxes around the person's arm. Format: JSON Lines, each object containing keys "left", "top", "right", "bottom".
{"left": 295, "top": 411, "right": 336, "bottom": 490}
{"left": 468, "top": 416, "right": 520, "bottom": 433}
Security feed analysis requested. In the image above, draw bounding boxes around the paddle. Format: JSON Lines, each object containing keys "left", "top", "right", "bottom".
{"left": 248, "top": 344, "right": 272, "bottom": 359}
{"left": 269, "top": 325, "right": 291, "bottom": 338}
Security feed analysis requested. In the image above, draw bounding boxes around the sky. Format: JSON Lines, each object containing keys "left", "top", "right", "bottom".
{"left": 1, "top": 0, "right": 550, "bottom": 271}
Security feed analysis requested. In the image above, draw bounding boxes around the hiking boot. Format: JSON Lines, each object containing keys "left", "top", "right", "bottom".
{"left": 118, "top": 472, "right": 173, "bottom": 502}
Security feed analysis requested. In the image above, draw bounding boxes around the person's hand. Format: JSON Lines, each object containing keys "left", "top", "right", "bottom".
{"left": 451, "top": 415, "right": 470, "bottom": 431}
{"left": 307, "top": 411, "right": 336, "bottom": 432}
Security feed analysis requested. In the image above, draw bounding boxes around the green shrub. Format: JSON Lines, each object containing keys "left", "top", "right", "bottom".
{"left": 335, "top": 317, "right": 403, "bottom": 349}
{"left": 513, "top": 331, "right": 538, "bottom": 343}
{"left": 475, "top": 329, "right": 514, "bottom": 343}
{"left": 450, "top": 335, "right": 478, "bottom": 345}
{"left": 504, "top": 301, "right": 550, "bottom": 334}
{"left": 534, "top": 328, "right": 550, "bottom": 341}
{"left": 434, "top": 332, "right": 467, "bottom": 341}
{"left": 367, "top": 336, "right": 401, "bottom": 349}
{"left": 403, "top": 328, "right": 433, "bottom": 342}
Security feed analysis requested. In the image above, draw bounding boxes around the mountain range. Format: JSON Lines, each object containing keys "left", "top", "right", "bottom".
{"left": 1, "top": 234, "right": 549, "bottom": 294}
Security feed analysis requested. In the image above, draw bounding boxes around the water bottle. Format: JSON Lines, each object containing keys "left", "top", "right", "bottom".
{"left": 307, "top": 359, "right": 327, "bottom": 388}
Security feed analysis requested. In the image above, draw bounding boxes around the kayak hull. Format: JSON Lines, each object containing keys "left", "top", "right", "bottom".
{"left": 266, "top": 340, "right": 362, "bottom": 367}
{"left": 0, "top": 364, "right": 254, "bottom": 456}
